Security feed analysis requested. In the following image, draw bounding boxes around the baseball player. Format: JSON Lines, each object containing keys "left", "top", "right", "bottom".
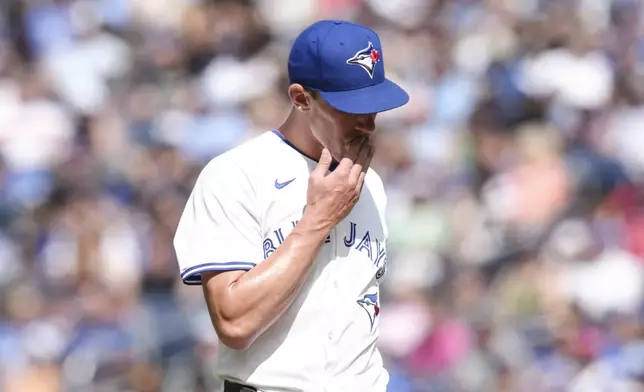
{"left": 173, "top": 20, "right": 409, "bottom": 392}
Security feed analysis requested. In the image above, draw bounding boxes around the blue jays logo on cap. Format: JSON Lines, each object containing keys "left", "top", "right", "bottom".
{"left": 346, "top": 41, "right": 380, "bottom": 79}
{"left": 357, "top": 293, "right": 380, "bottom": 332}
{"left": 287, "top": 20, "right": 409, "bottom": 115}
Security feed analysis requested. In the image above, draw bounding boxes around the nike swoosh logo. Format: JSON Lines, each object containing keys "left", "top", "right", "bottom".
{"left": 275, "top": 178, "right": 295, "bottom": 189}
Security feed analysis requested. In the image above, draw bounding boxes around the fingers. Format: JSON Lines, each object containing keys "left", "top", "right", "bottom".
{"left": 348, "top": 140, "right": 374, "bottom": 185}
{"left": 311, "top": 148, "right": 333, "bottom": 178}
{"left": 354, "top": 143, "right": 375, "bottom": 193}
{"left": 362, "top": 143, "right": 375, "bottom": 174}
{"left": 335, "top": 138, "right": 366, "bottom": 174}
{"left": 323, "top": 137, "right": 374, "bottom": 197}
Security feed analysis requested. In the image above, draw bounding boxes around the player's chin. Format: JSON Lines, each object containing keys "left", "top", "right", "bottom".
{"left": 328, "top": 144, "right": 345, "bottom": 161}
{"left": 330, "top": 150, "right": 344, "bottom": 164}
{"left": 346, "top": 133, "right": 372, "bottom": 146}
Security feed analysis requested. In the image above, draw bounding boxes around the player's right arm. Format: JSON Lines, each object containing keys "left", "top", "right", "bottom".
{"left": 173, "top": 140, "right": 373, "bottom": 350}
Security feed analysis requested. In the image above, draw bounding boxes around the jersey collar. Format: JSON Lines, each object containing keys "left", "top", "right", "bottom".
{"left": 271, "top": 130, "right": 339, "bottom": 171}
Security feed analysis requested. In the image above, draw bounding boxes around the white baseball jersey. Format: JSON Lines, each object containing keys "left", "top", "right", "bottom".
{"left": 173, "top": 130, "right": 390, "bottom": 392}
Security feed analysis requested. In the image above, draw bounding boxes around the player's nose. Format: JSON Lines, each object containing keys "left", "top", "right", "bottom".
{"left": 354, "top": 113, "right": 376, "bottom": 134}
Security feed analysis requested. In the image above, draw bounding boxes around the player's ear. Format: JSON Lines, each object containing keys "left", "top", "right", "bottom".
{"left": 288, "top": 84, "right": 313, "bottom": 112}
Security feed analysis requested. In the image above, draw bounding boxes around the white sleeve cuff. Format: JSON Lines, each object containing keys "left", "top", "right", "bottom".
{"left": 180, "top": 261, "right": 257, "bottom": 285}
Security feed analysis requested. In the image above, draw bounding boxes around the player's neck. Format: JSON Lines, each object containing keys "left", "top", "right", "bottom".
{"left": 277, "top": 109, "right": 323, "bottom": 162}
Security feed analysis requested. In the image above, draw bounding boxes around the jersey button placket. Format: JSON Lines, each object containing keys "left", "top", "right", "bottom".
{"left": 324, "top": 227, "right": 341, "bottom": 377}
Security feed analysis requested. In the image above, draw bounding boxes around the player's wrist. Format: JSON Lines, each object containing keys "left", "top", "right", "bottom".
{"left": 297, "top": 207, "right": 335, "bottom": 238}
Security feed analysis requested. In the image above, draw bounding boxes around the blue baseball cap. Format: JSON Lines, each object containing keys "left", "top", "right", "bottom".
{"left": 288, "top": 20, "right": 409, "bottom": 115}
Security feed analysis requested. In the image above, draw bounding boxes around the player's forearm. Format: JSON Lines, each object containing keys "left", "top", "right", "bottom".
{"left": 205, "top": 214, "right": 330, "bottom": 348}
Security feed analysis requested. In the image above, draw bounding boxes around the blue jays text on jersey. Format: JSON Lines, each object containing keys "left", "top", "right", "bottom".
{"left": 262, "top": 219, "right": 388, "bottom": 279}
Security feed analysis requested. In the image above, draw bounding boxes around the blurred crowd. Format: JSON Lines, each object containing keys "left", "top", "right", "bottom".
{"left": 0, "top": 0, "right": 643, "bottom": 391}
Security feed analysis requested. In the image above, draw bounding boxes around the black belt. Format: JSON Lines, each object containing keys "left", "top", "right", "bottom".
{"left": 223, "top": 380, "right": 259, "bottom": 392}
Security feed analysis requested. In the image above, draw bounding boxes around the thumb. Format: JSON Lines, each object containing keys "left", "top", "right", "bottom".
{"left": 312, "top": 148, "right": 332, "bottom": 176}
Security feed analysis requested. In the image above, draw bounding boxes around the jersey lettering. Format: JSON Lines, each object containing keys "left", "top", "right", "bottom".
{"left": 344, "top": 222, "right": 357, "bottom": 247}
{"left": 355, "top": 230, "right": 372, "bottom": 260}
{"left": 262, "top": 220, "right": 387, "bottom": 275}
{"left": 263, "top": 238, "right": 276, "bottom": 259}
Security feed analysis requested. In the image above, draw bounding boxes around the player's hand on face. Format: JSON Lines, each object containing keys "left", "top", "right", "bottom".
{"left": 306, "top": 138, "right": 375, "bottom": 230}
